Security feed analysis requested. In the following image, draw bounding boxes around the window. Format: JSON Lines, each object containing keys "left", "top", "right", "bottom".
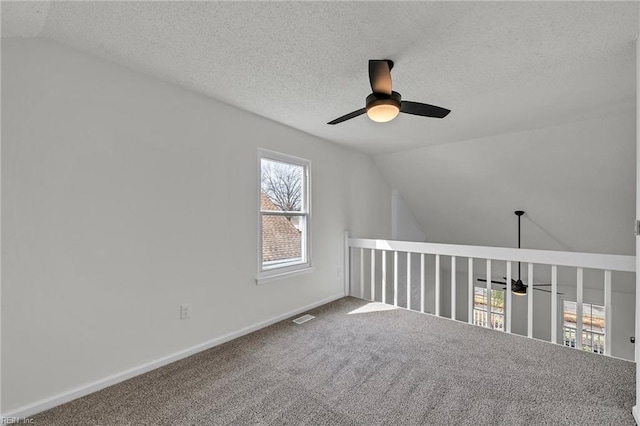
{"left": 257, "top": 149, "right": 311, "bottom": 283}
{"left": 562, "top": 300, "right": 605, "bottom": 354}
{"left": 473, "top": 287, "right": 504, "bottom": 330}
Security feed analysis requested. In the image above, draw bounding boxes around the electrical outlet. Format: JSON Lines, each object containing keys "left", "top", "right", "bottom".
{"left": 180, "top": 304, "right": 191, "bottom": 320}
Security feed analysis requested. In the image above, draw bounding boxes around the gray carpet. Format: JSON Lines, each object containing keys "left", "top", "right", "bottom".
{"left": 33, "top": 297, "right": 635, "bottom": 425}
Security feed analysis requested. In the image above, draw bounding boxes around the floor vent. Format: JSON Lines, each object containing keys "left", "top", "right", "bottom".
{"left": 292, "top": 314, "right": 315, "bottom": 325}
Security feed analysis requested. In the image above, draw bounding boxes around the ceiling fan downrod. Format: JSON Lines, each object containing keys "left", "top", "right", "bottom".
{"left": 477, "top": 210, "right": 562, "bottom": 295}
{"left": 515, "top": 210, "right": 524, "bottom": 281}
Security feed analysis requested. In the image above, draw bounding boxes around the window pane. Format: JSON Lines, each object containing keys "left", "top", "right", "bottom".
{"left": 474, "top": 288, "right": 505, "bottom": 330}
{"left": 473, "top": 309, "right": 487, "bottom": 327}
{"left": 491, "top": 290, "right": 504, "bottom": 314}
{"left": 582, "top": 304, "right": 593, "bottom": 332}
{"left": 563, "top": 300, "right": 577, "bottom": 329}
{"left": 588, "top": 304, "right": 605, "bottom": 334}
{"left": 593, "top": 333, "right": 605, "bottom": 354}
{"left": 262, "top": 214, "right": 305, "bottom": 267}
{"left": 582, "top": 331, "right": 592, "bottom": 351}
{"left": 491, "top": 314, "right": 504, "bottom": 331}
{"left": 261, "top": 159, "right": 304, "bottom": 212}
{"left": 563, "top": 301, "right": 606, "bottom": 355}
{"left": 563, "top": 327, "right": 576, "bottom": 347}
{"left": 474, "top": 287, "right": 487, "bottom": 311}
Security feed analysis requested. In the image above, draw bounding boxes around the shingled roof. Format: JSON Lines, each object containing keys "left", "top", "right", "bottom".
{"left": 261, "top": 193, "right": 302, "bottom": 263}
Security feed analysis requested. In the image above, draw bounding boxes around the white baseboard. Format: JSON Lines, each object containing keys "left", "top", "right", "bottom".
{"left": 633, "top": 405, "right": 639, "bottom": 425}
{"left": 1, "top": 293, "right": 344, "bottom": 422}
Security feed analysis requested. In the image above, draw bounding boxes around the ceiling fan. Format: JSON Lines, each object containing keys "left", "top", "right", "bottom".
{"left": 477, "top": 210, "right": 563, "bottom": 296}
{"left": 327, "top": 59, "right": 451, "bottom": 125}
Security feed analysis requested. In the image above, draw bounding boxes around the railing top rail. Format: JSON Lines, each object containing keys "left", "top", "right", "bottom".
{"left": 349, "top": 238, "right": 635, "bottom": 273}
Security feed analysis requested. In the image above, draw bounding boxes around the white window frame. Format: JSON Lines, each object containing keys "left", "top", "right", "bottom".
{"left": 473, "top": 286, "right": 505, "bottom": 331}
{"left": 256, "top": 148, "right": 312, "bottom": 284}
{"left": 561, "top": 298, "right": 606, "bottom": 354}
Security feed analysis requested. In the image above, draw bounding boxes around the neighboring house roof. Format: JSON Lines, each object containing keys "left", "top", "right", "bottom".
{"left": 261, "top": 193, "right": 301, "bottom": 262}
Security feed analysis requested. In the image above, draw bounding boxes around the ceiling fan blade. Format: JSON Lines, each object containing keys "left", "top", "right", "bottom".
{"left": 400, "top": 101, "right": 450, "bottom": 118}
{"left": 327, "top": 108, "right": 367, "bottom": 125}
{"left": 531, "top": 287, "right": 564, "bottom": 295}
{"left": 477, "top": 278, "right": 508, "bottom": 285}
{"left": 369, "top": 60, "right": 393, "bottom": 95}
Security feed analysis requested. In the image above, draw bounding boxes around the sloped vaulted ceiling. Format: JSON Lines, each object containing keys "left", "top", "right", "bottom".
{"left": 2, "top": 1, "right": 638, "bottom": 262}
{"left": 2, "top": 1, "right": 637, "bottom": 154}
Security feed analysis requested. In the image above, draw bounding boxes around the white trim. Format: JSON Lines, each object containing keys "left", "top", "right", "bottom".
{"left": 349, "top": 238, "right": 635, "bottom": 272}
{"left": 633, "top": 405, "right": 640, "bottom": 424}
{"left": 262, "top": 258, "right": 304, "bottom": 269}
{"left": 255, "top": 266, "right": 315, "bottom": 285}
{"left": 0, "top": 293, "right": 343, "bottom": 422}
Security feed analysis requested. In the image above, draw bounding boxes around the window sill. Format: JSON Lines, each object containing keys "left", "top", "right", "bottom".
{"left": 256, "top": 266, "right": 314, "bottom": 285}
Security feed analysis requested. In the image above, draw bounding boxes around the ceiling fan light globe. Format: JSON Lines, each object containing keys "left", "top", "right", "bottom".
{"left": 365, "top": 93, "right": 402, "bottom": 123}
{"left": 367, "top": 103, "right": 400, "bottom": 122}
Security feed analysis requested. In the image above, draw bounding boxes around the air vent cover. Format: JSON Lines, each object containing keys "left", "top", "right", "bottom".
{"left": 292, "top": 314, "right": 315, "bottom": 324}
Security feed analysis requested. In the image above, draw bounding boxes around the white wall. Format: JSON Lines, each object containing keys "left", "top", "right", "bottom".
{"left": 392, "top": 190, "right": 426, "bottom": 242}
{"left": 1, "top": 39, "right": 392, "bottom": 413}
{"left": 375, "top": 111, "right": 636, "bottom": 259}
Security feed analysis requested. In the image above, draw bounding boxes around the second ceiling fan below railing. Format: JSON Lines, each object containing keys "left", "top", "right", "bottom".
{"left": 477, "top": 210, "right": 563, "bottom": 296}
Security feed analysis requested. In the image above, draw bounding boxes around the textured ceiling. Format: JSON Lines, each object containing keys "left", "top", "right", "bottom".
{"left": 2, "top": 1, "right": 638, "bottom": 154}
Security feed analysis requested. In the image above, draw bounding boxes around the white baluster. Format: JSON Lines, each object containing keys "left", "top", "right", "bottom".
{"left": 486, "top": 259, "right": 492, "bottom": 329}
{"left": 528, "top": 263, "right": 533, "bottom": 338}
{"left": 407, "top": 253, "right": 412, "bottom": 310}
{"left": 382, "top": 251, "right": 387, "bottom": 304}
{"left": 576, "top": 268, "right": 583, "bottom": 350}
{"left": 451, "top": 256, "right": 457, "bottom": 320}
{"left": 420, "top": 254, "right": 425, "bottom": 313}
{"left": 551, "top": 265, "right": 558, "bottom": 344}
{"left": 604, "top": 270, "right": 612, "bottom": 356}
{"left": 435, "top": 254, "right": 441, "bottom": 316}
{"left": 360, "top": 248, "right": 364, "bottom": 299}
{"left": 506, "top": 261, "right": 512, "bottom": 333}
{"left": 393, "top": 251, "right": 398, "bottom": 307}
{"left": 370, "top": 249, "right": 376, "bottom": 302}
{"left": 468, "top": 258, "right": 474, "bottom": 324}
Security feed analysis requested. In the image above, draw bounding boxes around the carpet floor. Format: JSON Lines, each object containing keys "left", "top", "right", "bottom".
{"left": 33, "top": 297, "right": 635, "bottom": 425}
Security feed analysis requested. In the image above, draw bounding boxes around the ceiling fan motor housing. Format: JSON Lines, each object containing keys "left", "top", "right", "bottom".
{"left": 512, "top": 279, "right": 527, "bottom": 295}
{"left": 366, "top": 91, "right": 402, "bottom": 111}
